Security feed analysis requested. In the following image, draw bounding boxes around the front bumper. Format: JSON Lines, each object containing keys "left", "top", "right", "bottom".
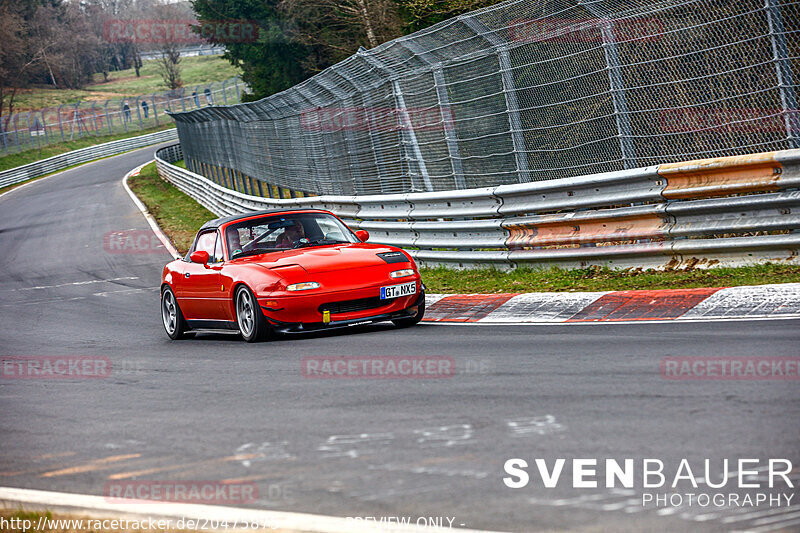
{"left": 265, "top": 290, "right": 425, "bottom": 334}
{"left": 257, "top": 278, "right": 423, "bottom": 325}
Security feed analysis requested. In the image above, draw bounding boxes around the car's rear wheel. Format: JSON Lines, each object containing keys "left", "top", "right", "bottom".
{"left": 236, "top": 286, "right": 270, "bottom": 342}
{"left": 392, "top": 293, "right": 425, "bottom": 328}
{"left": 161, "top": 286, "right": 191, "bottom": 340}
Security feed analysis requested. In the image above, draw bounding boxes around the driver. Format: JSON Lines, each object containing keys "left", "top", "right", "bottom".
{"left": 226, "top": 227, "right": 243, "bottom": 257}
{"left": 276, "top": 219, "right": 305, "bottom": 248}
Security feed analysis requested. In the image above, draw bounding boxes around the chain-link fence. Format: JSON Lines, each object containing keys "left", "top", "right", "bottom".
{"left": 1, "top": 77, "right": 241, "bottom": 156}
{"left": 170, "top": 0, "right": 799, "bottom": 197}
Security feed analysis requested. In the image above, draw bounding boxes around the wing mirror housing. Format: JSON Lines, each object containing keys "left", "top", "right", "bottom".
{"left": 189, "top": 250, "right": 210, "bottom": 265}
{"left": 355, "top": 230, "right": 369, "bottom": 242}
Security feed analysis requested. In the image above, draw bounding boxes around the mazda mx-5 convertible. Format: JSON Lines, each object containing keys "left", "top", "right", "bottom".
{"left": 160, "top": 209, "right": 425, "bottom": 342}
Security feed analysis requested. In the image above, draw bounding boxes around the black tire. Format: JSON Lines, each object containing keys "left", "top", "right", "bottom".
{"left": 392, "top": 292, "right": 425, "bottom": 328}
{"left": 161, "top": 286, "right": 191, "bottom": 340}
{"left": 235, "top": 285, "right": 270, "bottom": 342}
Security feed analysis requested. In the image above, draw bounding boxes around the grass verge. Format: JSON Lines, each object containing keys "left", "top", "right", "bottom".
{"left": 12, "top": 55, "right": 240, "bottom": 111}
{"left": 127, "top": 162, "right": 215, "bottom": 254}
{"left": 127, "top": 164, "right": 800, "bottom": 292}
{"left": 422, "top": 263, "right": 800, "bottom": 293}
{"left": 0, "top": 123, "right": 175, "bottom": 173}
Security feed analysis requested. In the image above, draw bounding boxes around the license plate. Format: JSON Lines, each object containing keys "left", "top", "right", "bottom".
{"left": 380, "top": 281, "right": 416, "bottom": 300}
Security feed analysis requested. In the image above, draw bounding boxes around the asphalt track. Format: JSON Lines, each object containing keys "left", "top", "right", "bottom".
{"left": 1, "top": 145, "right": 799, "bottom": 533}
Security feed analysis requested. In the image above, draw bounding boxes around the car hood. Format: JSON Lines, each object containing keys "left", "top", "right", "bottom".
{"left": 237, "top": 243, "right": 408, "bottom": 274}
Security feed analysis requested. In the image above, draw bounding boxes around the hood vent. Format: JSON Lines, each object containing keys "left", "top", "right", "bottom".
{"left": 377, "top": 251, "right": 409, "bottom": 264}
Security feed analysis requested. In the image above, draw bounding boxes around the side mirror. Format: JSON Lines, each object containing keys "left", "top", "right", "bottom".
{"left": 189, "top": 250, "right": 210, "bottom": 264}
{"left": 355, "top": 230, "right": 370, "bottom": 242}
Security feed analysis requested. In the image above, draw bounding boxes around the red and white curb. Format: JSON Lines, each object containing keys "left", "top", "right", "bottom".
{"left": 423, "top": 283, "right": 800, "bottom": 324}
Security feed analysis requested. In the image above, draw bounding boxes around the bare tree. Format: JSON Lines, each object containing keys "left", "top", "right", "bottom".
{"left": 153, "top": 2, "right": 188, "bottom": 89}
{"left": 280, "top": 0, "right": 402, "bottom": 71}
{"left": 0, "top": 2, "right": 34, "bottom": 134}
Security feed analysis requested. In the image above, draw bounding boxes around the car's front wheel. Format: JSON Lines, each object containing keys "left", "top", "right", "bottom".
{"left": 392, "top": 293, "right": 426, "bottom": 328}
{"left": 161, "top": 286, "right": 191, "bottom": 340}
{"left": 236, "top": 285, "right": 270, "bottom": 342}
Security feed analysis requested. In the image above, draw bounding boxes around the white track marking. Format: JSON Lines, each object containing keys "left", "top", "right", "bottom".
{"left": 121, "top": 162, "right": 181, "bottom": 259}
{"left": 17, "top": 277, "right": 139, "bottom": 291}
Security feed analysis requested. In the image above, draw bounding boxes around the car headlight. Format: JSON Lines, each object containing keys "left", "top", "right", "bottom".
{"left": 390, "top": 269, "right": 414, "bottom": 278}
{"left": 287, "top": 282, "right": 320, "bottom": 291}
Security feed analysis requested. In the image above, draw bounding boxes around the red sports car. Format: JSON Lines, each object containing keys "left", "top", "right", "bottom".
{"left": 160, "top": 209, "right": 425, "bottom": 342}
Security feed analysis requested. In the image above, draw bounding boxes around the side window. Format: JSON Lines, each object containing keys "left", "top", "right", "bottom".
{"left": 213, "top": 234, "right": 224, "bottom": 262}
{"left": 194, "top": 231, "right": 218, "bottom": 261}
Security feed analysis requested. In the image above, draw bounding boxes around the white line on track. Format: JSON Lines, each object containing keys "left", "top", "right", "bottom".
{"left": 121, "top": 162, "right": 181, "bottom": 260}
{"left": 17, "top": 277, "right": 139, "bottom": 291}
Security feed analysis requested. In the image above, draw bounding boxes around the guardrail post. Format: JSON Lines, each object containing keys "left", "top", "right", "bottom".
{"left": 400, "top": 40, "right": 467, "bottom": 190}
{"left": 765, "top": 0, "right": 799, "bottom": 149}
{"left": 460, "top": 16, "right": 531, "bottom": 183}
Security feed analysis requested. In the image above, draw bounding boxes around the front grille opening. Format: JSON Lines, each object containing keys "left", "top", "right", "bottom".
{"left": 319, "top": 296, "right": 395, "bottom": 314}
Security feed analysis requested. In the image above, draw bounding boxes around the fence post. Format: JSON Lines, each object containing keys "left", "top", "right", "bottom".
{"left": 41, "top": 110, "right": 50, "bottom": 146}
{"left": 221, "top": 80, "right": 229, "bottom": 105}
{"left": 311, "top": 76, "right": 363, "bottom": 193}
{"left": 358, "top": 49, "right": 434, "bottom": 192}
{"left": 460, "top": 16, "right": 531, "bottom": 183}
{"left": 152, "top": 94, "right": 159, "bottom": 126}
{"left": 577, "top": 2, "right": 637, "bottom": 168}
{"left": 103, "top": 101, "right": 112, "bottom": 135}
{"left": 765, "top": 0, "right": 799, "bottom": 149}
{"left": 26, "top": 112, "right": 34, "bottom": 151}
{"left": 400, "top": 39, "right": 466, "bottom": 189}
{"left": 134, "top": 97, "right": 143, "bottom": 129}
{"left": 13, "top": 114, "right": 21, "bottom": 152}
{"left": 57, "top": 105, "right": 66, "bottom": 141}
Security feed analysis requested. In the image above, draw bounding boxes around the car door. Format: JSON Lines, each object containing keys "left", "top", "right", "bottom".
{"left": 176, "top": 230, "right": 226, "bottom": 321}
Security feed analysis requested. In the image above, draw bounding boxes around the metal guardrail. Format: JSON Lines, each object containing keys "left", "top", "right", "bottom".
{"left": 169, "top": 0, "right": 800, "bottom": 197}
{"left": 0, "top": 129, "right": 178, "bottom": 189}
{"left": 155, "top": 144, "right": 800, "bottom": 269}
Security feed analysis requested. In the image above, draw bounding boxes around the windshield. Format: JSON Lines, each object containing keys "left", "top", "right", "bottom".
{"left": 224, "top": 212, "right": 358, "bottom": 259}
